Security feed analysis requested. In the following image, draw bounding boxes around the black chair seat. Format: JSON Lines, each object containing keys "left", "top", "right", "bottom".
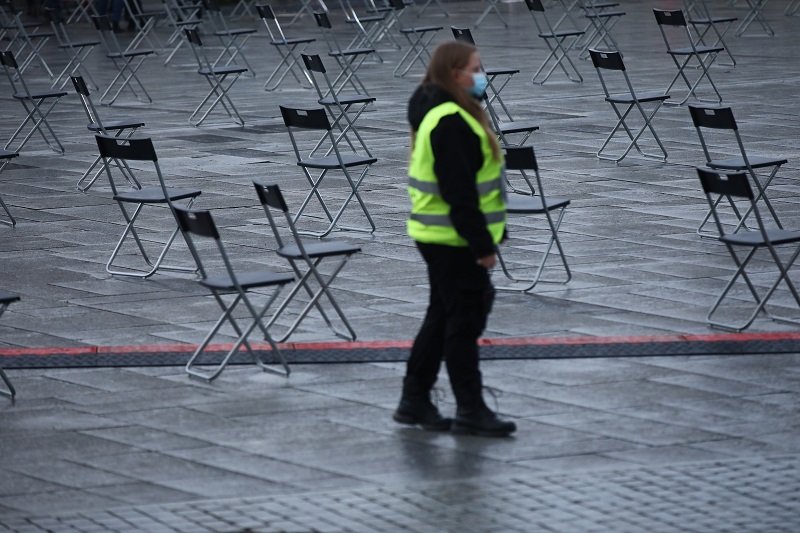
{"left": 278, "top": 240, "right": 361, "bottom": 260}
{"left": 721, "top": 228, "right": 800, "bottom": 248}
{"left": 14, "top": 89, "right": 67, "bottom": 100}
{"left": 400, "top": 25, "right": 442, "bottom": 33}
{"left": 214, "top": 28, "right": 256, "bottom": 36}
{"left": 329, "top": 47, "right": 375, "bottom": 57}
{"left": 271, "top": 37, "right": 315, "bottom": 45}
{"left": 668, "top": 45, "right": 723, "bottom": 55}
{"left": 540, "top": 30, "right": 584, "bottom": 38}
{"left": 0, "top": 150, "right": 19, "bottom": 160}
{"left": 497, "top": 121, "right": 539, "bottom": 135}
{"left": 486, "top": 67, "right": 519, "bottom": 76}
{"left": 201, "top": 269, "right": 293, "bottom": 291}
{"left": 506, "top": 194, "right": 570, "bottom": 214}
{"left": 199, "top": 65, "right": 248, "bottom": 76}
{"left": 0, "top": 291, "right": 20, "bottom": 305}
{"left": 88, "top": 119, "right": 146, "bottom": 132}
{"left": 689, "top": 16, "right": 737, "bottom": 24}
{"left": 607, "top": 91, "right": 670, "bottom": 104}
{"left": 585, "top": 10, "right": 625, "bottom": 19}
{"left": 298, "top": 154, "right": 377, "bottom": 169}
{"left": 708, "top": 156, "right": 788, "bottom": 170}
{"left": 59, "top": 39, "right": 99, "bottom": 48}
{"left": 108, "top": 49, "right": 155, "bottom": 58}
{"left": 114, "top": 186, "right": 201, "bottom": 203}
{"left": 318, "top": 94, "right": 376, "bottom": 106}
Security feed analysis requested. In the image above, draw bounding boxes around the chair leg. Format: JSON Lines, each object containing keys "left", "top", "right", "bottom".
{"left": 185, "top": 289, "right": 290, "bottom": 382}
{"left": 0, "top": 367, "right": 15, "bottom": 399}
{"left": 5, "top": 98, "right": 64, "bottom": 154}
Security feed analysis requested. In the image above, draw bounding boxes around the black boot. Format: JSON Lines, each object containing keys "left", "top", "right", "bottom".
{"left": 393, "top": 378, "right": 451, "bottom": 431}
{"left": 452, "top": 404, "right": 516, "bottom": 437}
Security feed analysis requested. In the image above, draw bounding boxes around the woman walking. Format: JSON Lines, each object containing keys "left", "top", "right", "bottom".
{"left": 393, "top": 41, "right": 516, "bottom": 438}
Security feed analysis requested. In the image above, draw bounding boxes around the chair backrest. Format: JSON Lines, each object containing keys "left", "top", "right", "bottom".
{"left": 653, "top": 8, "right": 698, "bottom": 52}
{"left": 653, "top": 8, "right": 687, "bottom": 27}
{"left": 589, "top": 49, "right": 625, "bottom": 71}
{"left": 253, "top": 181, "right": 306, "bottom": 256}
{"left": 302, "top": 53, "right": 326, "bottom": 74}
{"left": 688, "top": 105, "right": 737, "bottom": 130}
{"left": 257, "top": 4, "right": 286, "bottom": 43}
{"left": 451, "top": 26, "right": 475, "bottom": 45}
{"left": 314, "top": 10, "right": 332, "bottom": 29}
{"left": 173, "top": 206, "right": 230, "bottom": 282}
{"left": 0, "top": 50, "right": 29, "bottom": 95}
{"left": 279, "top": 105, "right": 332, "bottom": 131}
{"left": 696, "top": 167, "right": 765, "bottom": 240}
{"left": 505, "top": 146, "right": 539, "bottom": 172}
{"left": 95, "top": 134, "right": 167, "bottom": 198}
{"left": 71, "top": 75, "right": 108, "bottom": 133}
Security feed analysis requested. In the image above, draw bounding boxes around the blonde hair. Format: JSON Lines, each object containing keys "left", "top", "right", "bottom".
{"left": 419, "top": 41, "right": 500, "bottom": 159}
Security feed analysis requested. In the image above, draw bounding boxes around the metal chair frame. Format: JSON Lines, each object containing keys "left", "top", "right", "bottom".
{"left": 254, "top": 181, "right": 360, "bottom": 342}
{"left": 49, "top": 18, "right": 101, "bottom": 91}
{"left": 122, "top": 0, "right": 166, "bottom": 53}
{"left": 684, "top": 0, "right": 737, "bottom": 67}
{"left": 689, "top": 105, "right": 788, "bottom": 239}
{"left": 496, "top": 146, "right": 572, "bottom": 292}
{"left": 257, "top": 4, "right": 314, "bottom": 91}
{"left": 654, "top": 8, "right": 723, "bottom": 106}
{"left": 787, "top": 0, "right": 800, "bottom": 16}
{"left": 0, "top": 150, "right": 20, "bottom": 227}
{"left": 0, "top": 291, "right": 20, "bottom": 399}
{"left": 92, "top": 14, "right": 155, "bottom": 105}
{"left": 302, "top": 53, "right": 375, "bottom": 158}
{"left": 96, "top": 135, "right": 201, "bottom": 279}
{"left": 174, "top": 205, "right": 293, "bottom": 382}
{"left": 202, "top": 0, "right": 258, "bottom": 75}
{"left": 736, "top": 0, "right": 773, "bottom": 36}
{"left": 524, "top": 0, "right": 584, "bottom": 84}
{"left": 577, "top": 0, "right": 625, "bottom": 59}
{"left": 589, "top": 49, "right": 670, "bottom": 163}
{"left": 66, "top": 0, "right": 98, "bottom": 24}
{"left": 393, "top": 0, "right": 441, "bottom": 78}
{"left": 2, "top": 11, "right": 54, "bottom": 79}
{"left": 162, "top": 0, "right": 202, "bottom": 65}
{"left": 697, "top": 167, "right": 800, "bottom": 332}
{"left": 280, "top": 105, "right": 376, "bottom": 238}
{"left": 475, "top": 0, "right": 507, "bottom": 28}
{"left": 185, "top": 28, "right": 248, "bottom": 127}
{"left": 71, "top": 75, "right": 143, "bottom": 192}
{"left": 411, "top": 0, "right": 448, "bottom": 18}
{"left": 0, "top": 50, "right": 66, "bottom": 154}
{"left": 314, "top": 10, "right": 375, "bottom": 97}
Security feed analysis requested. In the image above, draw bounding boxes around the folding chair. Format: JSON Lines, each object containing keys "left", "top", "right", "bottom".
{"left": 410, "top": 0, "right": 448, "bottom": 18}
{"left": 736, "top": 0, "right": 773, "bottom": 36}
{"left": 161, "top": 0, "right": 202, "bottom": 65}
{"left": 254, "top": 181, "right": 360, "bottom": 342}
{"left": 0, "top": 150, "right": 20, "bottom": 227}
{"left": 2, "top": 11, "right": 55, "bottom": 79}
{"left": 286, "top": 0, "right": 317, "bottom": 26}
{"left": 184, "top": 28, "right": 249, "bottom": 127}
{"left": 391, "top": 0, "right": 441, "bottom": 78}
{"left": 684, "top": 0, "right": 737, "bottom": 67}
{"left": 496, "top": 146, "right": 571, "bottom": 292}
{"left": 314, "top": 10, "right": 376, "bottom": 96}
{"left": 65, "top": 0, "right": 97, "bottom": 23}
{"left": 71, "top": 75, "right": 144, "bottom": 192}
{"left": 654, "top": 8, "right": 723, "bottom": 106}
{"left": 524, "top": 0, "right": 584, "bottom": 84}
{"left": 48, "top": 14, "right": 101, "bottom": 91}
{"left": 589, "top": 49, "right": 670, "bottom": 163}
{"left": 451, "top": 26, "right": 519, "bottom": 122}
{"left": 280, "top": 105, "right": 376, "bottom": 238}
{"left": 230, "top": 0, "right": 256, "bottom": 19}
{"left": 689, "top": 105, "right": 788, "bottom": 239}
{"left": 0, "top": 51, "right": 67, "bottom": 154}
{"left": 95, "top": 135, "right": 201, "bottom": 278}
{"left": 202, "top": 0, "right": 258, "bottom": 75}
{"left": 122, "top": 0, "right": 166, "bottom": 53}
{"left": 92, "top": 14, "right": 155, "bottom": 105}
{"left": 336, "top": 0, "right": 391, "bottom": 58}
{"left": 302, "top": 53, "right": 375, "bottom": 158}
{"left": 0, "top": 291, "right": 20, "bottom": 399}
{"left": 257, "top": 4, "right": 314, "bottom": 91}
{"left": 475, "top": 0, "right": 507, "bottom": 28}
{"left": 696, "top": 167, "right": 800, "bottom": 332}
{"left": 577, "top": 0, "right": 625, "bottom": 59}
{"left": 173, "top": 206, "right": 293, "bottom": 382}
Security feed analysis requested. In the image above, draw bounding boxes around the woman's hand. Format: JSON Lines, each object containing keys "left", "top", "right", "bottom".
{"left": 477, "top": 254, "right": 496, "bottom": 270}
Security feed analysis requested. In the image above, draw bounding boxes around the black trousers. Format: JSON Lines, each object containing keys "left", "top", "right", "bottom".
{"left": 405, "top": 242, "right": 494, "bottom": 409}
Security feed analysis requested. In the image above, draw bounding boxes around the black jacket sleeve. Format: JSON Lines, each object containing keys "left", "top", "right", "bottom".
{"left": 430, "top": 113, "right": 496, "bottom": 259}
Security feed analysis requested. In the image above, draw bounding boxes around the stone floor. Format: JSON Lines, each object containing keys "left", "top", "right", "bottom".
{"left": 1, "top": 0, "right": 799, "bottom": 530}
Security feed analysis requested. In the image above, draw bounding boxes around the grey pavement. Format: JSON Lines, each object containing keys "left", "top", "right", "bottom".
{"left": 1, "top": 0, "right": 800, "bottom": 531}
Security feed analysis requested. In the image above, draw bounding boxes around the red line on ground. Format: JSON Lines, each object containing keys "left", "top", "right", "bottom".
{"left": 0, "top": 331, "right": 799, "bottom": 359}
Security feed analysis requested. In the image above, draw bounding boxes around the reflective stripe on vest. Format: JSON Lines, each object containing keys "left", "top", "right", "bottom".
{"left": 407, "top": 101, "right": 505, "bottom": 247}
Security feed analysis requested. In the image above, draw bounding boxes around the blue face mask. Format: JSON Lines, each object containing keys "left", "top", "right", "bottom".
{"left": 469, "top": 72, "right": 489, "bottom": 98}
